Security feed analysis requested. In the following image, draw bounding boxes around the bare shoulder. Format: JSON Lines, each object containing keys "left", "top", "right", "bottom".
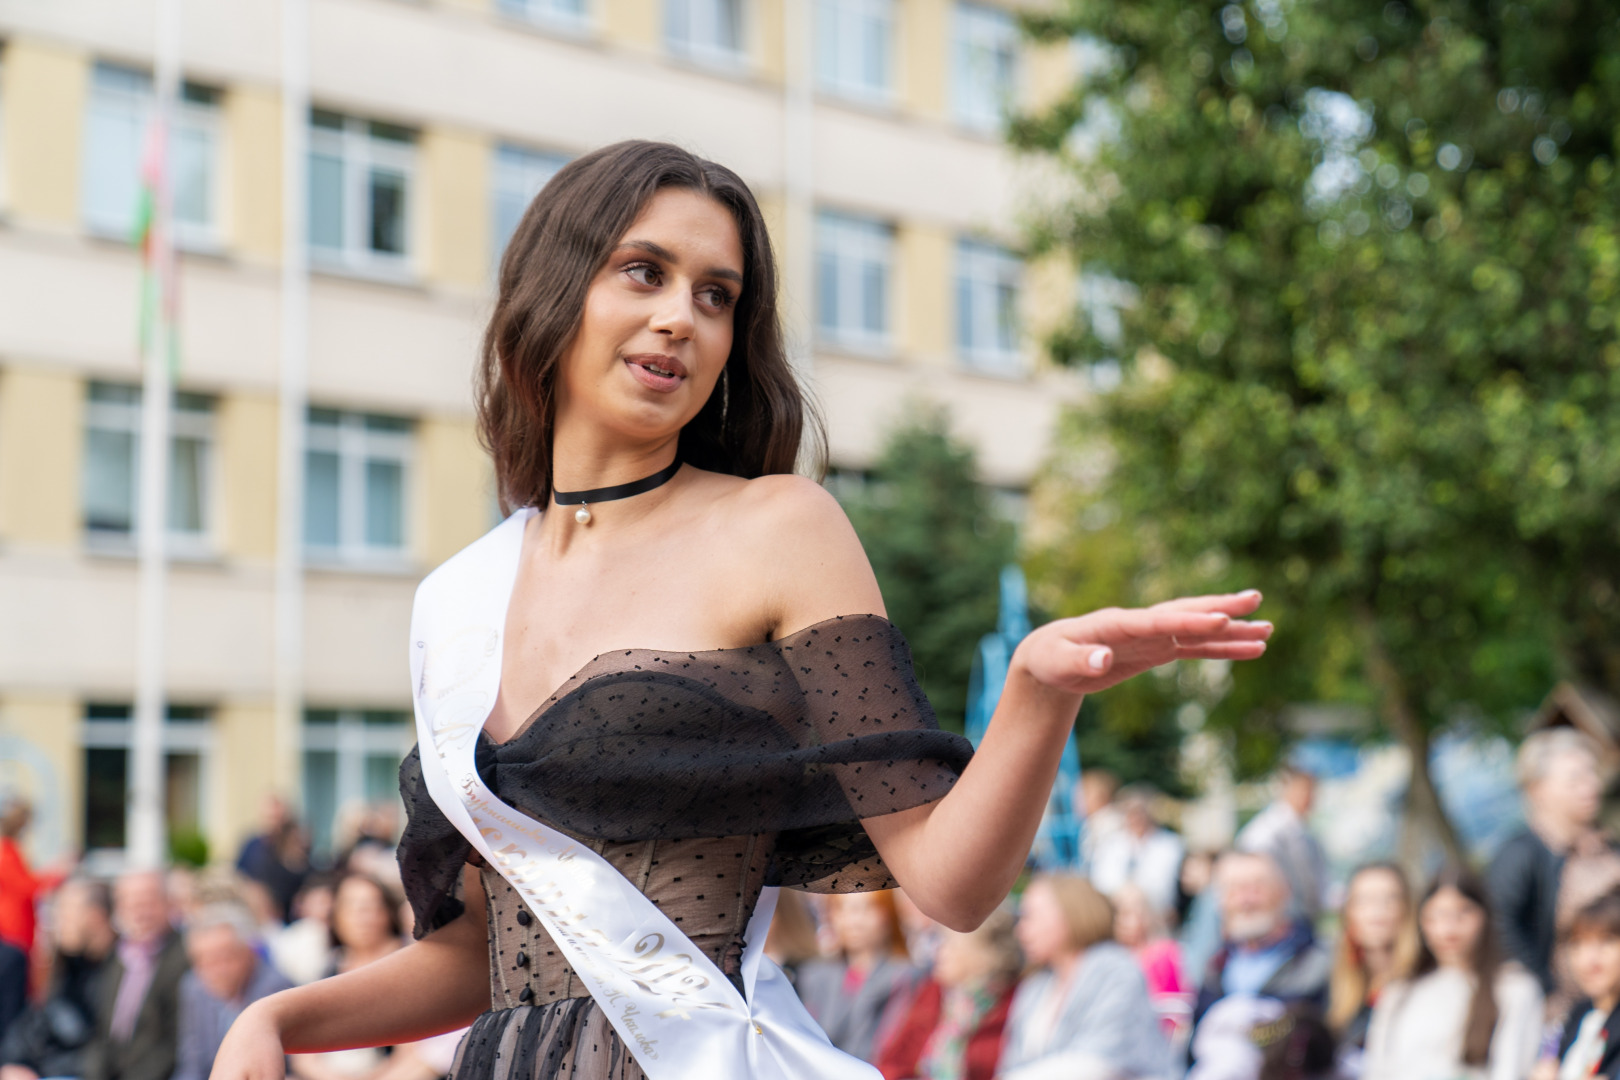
{"left": 699, "top": 471, "right": 885, "bottom": 632}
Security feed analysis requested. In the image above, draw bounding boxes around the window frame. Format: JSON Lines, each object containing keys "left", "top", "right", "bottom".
{"left": 303, "top": 407, "right": 415, "bottom": 569}
{"left": 814, "top": 209, "right": 896, "bottom": 356}
{"left": 81, "top": 381, "right": 219, "bottom": 558}
{"left": 665, "top": 0, "right": 750, "bottom": 71}
{"left": 951, "top": 1, "right": 1021, "bottom": 133}
{"left": 80, "top": 703, "right": 216, "bottom": 862}
{"left": 815, "top": 0, "right": 895, "bottom": 105}
{"left": 301, "top": 708, "right": 413, "bottom": 856}
{"left": 491, "top": 143, "right": 571, "bottom": 270}
{"left": 307, "top": 110, "right": 418, "bottom": 281}
{"left": 81, "top": 61, "right": 224, "bottom": 252}
{"left": 955, "top": 237, "right": 1025, "bottom": 375}
{"left": 495, "top": 0, "right": 593, "bottom": 35}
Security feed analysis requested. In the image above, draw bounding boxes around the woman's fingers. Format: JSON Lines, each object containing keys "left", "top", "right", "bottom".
{"left": 1151, "top": 590, "right": 1264, "bottom": 615}
{"left": 1171, "top": 641, "right": 1269, "bottom": 661}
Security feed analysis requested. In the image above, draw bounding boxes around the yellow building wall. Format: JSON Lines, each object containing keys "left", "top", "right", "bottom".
{"left": 212, "top": 700, "right": 279, "bottom": 865}
{"left": 417, "top": 414, "right": 492, "bottom": 566}
{"left": 216, "top": 392, "right": 280, "bottom": 562}
{"left": 898, "top": 223, "right": 952, "bottom": 364}
{"left": 902, "top": 0, "right": 950, "bottom": 120}
{"left": 1024, "top": 36, "right": 1073, "bottom": 114}
{"left": 603, "top": 0, "right": 661, "bottom": 50}
{"left": 0, "top": 694, "right": 82, "bottom": 863}
{"left": 0, "top": 366, "right": 84, "bottom": 547}
{"left": 755, "top": 0, "right": 786, "bottom": 82}
{"left": 224, "top": 85, "right": 284, "bottom": 264}
{"left": 1025, "top": 249, "right": 1073, "bottom": 368}
{"left": 420, "top": 126, "right": 492, "bottom": 291}
{"left": 1, "top": 39, "right": 89, "bottom": 228}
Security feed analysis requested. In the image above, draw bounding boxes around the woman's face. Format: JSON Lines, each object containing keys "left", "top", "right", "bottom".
{"left": 933, "top": 930, "right": 999, "bottom": 989}
{"left": 1112, "top": 890, "right": 1150, "bottom": 949}
{"left": 1345, "top": 868, "right": 1407, "bottom": 954}
{"left": 831, "top": 893, "right": 893, "bottom": 956}
{"left": 332, "top": 878, "right": 395, "bottom": 952}
{"left": 1016, "top": 881, "right": 1074, "bottom": 968}
{"left": 554, "top": 188, "right": 743, "bottom": 448}
{"left": 1569, "top": 930, "right": 1620, "bottom": 1004}
{"left": 1419, "top": 886, "right": 1485, "bottom": 970}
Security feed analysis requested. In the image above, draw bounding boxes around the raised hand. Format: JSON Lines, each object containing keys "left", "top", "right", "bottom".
{"left": 1012, "top": 590, "right": 1271, "bottom": 698}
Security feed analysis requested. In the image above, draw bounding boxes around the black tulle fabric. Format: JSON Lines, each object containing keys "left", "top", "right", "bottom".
{"left": 396, "top": 614, "right": 972, "bottom": 1080}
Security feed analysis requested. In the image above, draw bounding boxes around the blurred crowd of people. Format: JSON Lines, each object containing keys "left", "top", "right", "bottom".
{"left": 0, "top": 796, "right": 458, "bottom": 1080}
{"left": 5, "top": 725, "right": 1620, "bottom": 1080}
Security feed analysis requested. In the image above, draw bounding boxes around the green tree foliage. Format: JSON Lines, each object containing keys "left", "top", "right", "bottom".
{"left": 843, "top": 408, "right": 1016, "bottom": 733}
{"left": 1015, "top": 0, "right": 1620, "bottom": 853}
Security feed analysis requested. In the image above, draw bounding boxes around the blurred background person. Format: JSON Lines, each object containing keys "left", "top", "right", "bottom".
{"left": 1327, "top": 862, "right": 1419, "bottom": 1076}
{"left": 1090, "top": 785, "right": 1185, "bottom": 920}
{"left": 1489, "top": 728, "right": 1609, "bottom": 996}
{"left": 796, "top": 890, "right": 916, "bottom": 1062}
{"left": 1236, "top": 765, "right": 1327, "bottom": 925}
{"left": 0, "top": 878, "right": 117, "bottom": 1080}
{"left": 234, "top": 796, "right": 310, "bottom": 926}
{"left": 270, "top": 875, "right": 337, "bottom": 987}
{"left": 874, "top": 906, "right": 1020, "bottom": 1080}
{"left": 1112, "top": 881, "right": 1191, "bottom": 1041}
{"left": 1536, "top": 890, "right": 1620, "bottom": 1080}
{"left": 1179, "top": 849, "right": 1227, "bottom": 987}
{"left": 0, "top": 798, "right": 66, "bottom": 959}
{"left": 1078, "top": 769, "right": 1124, "bottom": 873}
{"left": 82, "top": 870, "right": 188, "bottom": 1080}
{"left": 0, "top": 940, "right": 24, "bottom": 1046}
{"left": 999, "top": 874, "right": 1175, "bottom": 1080}
{"left": 894, "top": 889, "right": 943, "bottom": 971}
{"left": 286, "top": 873, "right": 405, "bottom": 1080}
{"left": 1363, "top": 865, "right": 1542, "bottom": 1080}
{"left": 1190, "top": 851, "right": 1330, "bottom": 1064}
{"left": 173, "top": 903, "right": 291, "bottom": 1080}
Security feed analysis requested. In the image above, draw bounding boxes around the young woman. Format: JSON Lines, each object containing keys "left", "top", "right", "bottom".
{"left": 1534, "top": 891, "right": 1620, "bottom": 1080}
{"left": 210, "top": 140, "right": 1269, "bottom": 1080}
{"left": 289, "top": 875, "right": 406, "bottom": 1080}
{"left": 873, "top": 907, "right": 1021, "bottom": 1080}
{"left": 999, "top": 875, "right": 1176, "bottom": 1080}
{"left": 1364, "top": 865, "right": 1544, "bottom": 1080}
{"left": 795, "top": 892, "right": 917, "bottom": 1061}
{"left": 1328, "top": 862, "right": 1419, "bottom": 1074}
{"left": 1111, "top": 881, "right": 1190, "bottom": 1038}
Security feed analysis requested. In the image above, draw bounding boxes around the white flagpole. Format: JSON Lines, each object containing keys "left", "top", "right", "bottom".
{"left": 129, "top": 0, "right": 182, "bottom": 870}
{"left": 274, "top": 0, "right": 311, "bottom": 809}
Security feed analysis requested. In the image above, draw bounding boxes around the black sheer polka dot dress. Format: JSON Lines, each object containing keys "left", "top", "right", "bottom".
{"left": 396, "top": 615, "right": 974, "bottom": 1080}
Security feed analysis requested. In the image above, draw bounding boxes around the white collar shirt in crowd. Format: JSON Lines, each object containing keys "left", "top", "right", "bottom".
{"left": 1560, "top": 1009, "right": 1609, "bottom": 1080}
{"left": 1362, "top": 965, "right": 1545, "bottom": 1080}
{"left": 1089, "top": 825, "right": 1185, "bottom": 915}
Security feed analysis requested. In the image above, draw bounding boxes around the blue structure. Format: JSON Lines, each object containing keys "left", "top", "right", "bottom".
{"left": 965, "top": 565, "right": 1084, "bottom": 871}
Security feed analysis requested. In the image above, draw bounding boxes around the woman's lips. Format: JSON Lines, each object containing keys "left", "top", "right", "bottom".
{"left": 623, "top": 354, "right": 687, "bottom": 393}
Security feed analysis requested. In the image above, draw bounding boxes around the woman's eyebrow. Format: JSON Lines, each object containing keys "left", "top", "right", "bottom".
{"left": 618, "top": 239, "right": 743, "bottom": 285}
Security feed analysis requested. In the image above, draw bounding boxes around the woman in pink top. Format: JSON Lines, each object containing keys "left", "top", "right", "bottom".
{"left": 1113, "top": 882, "right": 1193, "bottom": 1040}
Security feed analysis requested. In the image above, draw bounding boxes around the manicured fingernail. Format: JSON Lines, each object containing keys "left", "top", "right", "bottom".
{"left": 1242, "top": 589, "right": 1261, "bottom": 598}
{"left": 1090, "top": 649, "right": 1111, "bottom": 671}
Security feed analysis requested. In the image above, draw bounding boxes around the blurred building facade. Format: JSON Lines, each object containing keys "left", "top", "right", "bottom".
{"left": 0, "top": 0, "right": 1081, "bottom": 867}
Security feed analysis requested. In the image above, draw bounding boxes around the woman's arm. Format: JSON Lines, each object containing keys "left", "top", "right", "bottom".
{"left": 209, "top": 867, "right": 491, "bottom": 1080}
{"left": 747, "top": 477, "right": 1270, "bottom": 931}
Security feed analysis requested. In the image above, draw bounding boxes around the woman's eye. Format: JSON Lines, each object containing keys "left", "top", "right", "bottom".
{"left": 700, "top": 286, "right": 735, "bottom": 309}
{"left": 626, "top": 264, "right": 660, "bottom": 286}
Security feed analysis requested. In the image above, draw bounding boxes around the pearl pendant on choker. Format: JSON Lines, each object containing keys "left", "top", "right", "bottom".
{"left": 552, "top": 456, "right": 682, "bottom": 530}
{"left": 574, "top": 505, "right": 592, "bottom": 525}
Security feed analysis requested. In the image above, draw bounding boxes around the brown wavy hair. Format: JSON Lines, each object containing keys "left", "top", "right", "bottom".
{"left": 478, "top": 140, "right": 824, "bottom": 512}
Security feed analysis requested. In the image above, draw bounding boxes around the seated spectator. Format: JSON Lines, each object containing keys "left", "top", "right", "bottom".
{"left": 235, "top": 797, "right": 310, "bottom": 926}
{"left": 1236, "top": 765, "right": 1328, "bottom": 925}
{"left": 1534, "top": 891, "right": 1620, "bottom": 1080}
{"left": 0, "top": 798, "right": 66, "bottom": 957}
{"left": 1114, "top": 882, "right": 1192, "bottom": 1040}
{"left": 0, "top": 878, "right": 118, "bottom": 1080}
{"left": 173, "top": 903, "right": 291, "bottom": 1080}
{"left": 288, "top": 873, "right": 405, "bottom": 1080}
{"left": 82, "top": 870, "right": 190, "bottom": 1080}
{"left": 1190, "top": 851, "right": 1330, "bottom": 1066}
{"left": 796, "top": 891, "right": 916, "bottom": 1062}
{"left": 271, "top": 874, "right": 336, "bottom": 987}
{"left": 1090, "top": 785, "right": 1186, "bottom": 918}
{"left": 874, "top": 907, "right": 1020, "bottom": 1080}
{"left": 999, "top": 874, "right": 1175, "bottom": 1080}
{"left": 1363, "top": 864, "right": 1542, "bottom": 1080}
{"left": 1328, "top": 862, "right": 1417, "bottom": 1076}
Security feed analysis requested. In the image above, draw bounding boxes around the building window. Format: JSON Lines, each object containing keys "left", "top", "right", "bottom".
{"left": 952, "top": 2, "right": 1019, "bottom": 131}
{"left": 308, "top": 109, "right": 416, "bottom": 276}
{"left": 956, "top": 238, "right": 1023, "bottom": 373}
{"left": 302, "top": 709, "right": 412, "bottom": 856}
{"left": 815, "top": 210, "right": 894, "bottom": 352}
{"left": 816, "top": 0, "right": 893, "bottom": 102}
{"left": 496, "top": 0, "right": 591, "bottom": 32}
{"left": 81, "top": 62, "right": 222, "bottom": 247}
{"left": 82, "top": 703, "right": 213, "bottom": 856}
{"left": 82, "top": 382, "right": 216, "bottom": 553}
{"left": 666, "top": 0, "right": 746, "bottom": 68}
{"left": 492, "top": 144, "right": 570, "bottom": 267}
{"left": 304, "top": 408, "right": 413, "bottom": 564}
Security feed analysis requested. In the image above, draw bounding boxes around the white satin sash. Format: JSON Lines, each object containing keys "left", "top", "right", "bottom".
{"left": 408, "top": 508, "right": 883, "bottom": 1080}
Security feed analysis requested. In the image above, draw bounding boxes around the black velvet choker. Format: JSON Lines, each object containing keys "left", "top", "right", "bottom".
{"left": 552, "top": 457, "right": 681, "bottom": 525}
